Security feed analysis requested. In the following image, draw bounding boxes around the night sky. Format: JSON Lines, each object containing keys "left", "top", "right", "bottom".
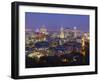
{"left": 25, "top": 12, "right": 89, "bottom": 32}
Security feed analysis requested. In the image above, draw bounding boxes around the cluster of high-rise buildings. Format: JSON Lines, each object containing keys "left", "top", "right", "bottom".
{"left": 25, "top": 26, "right": 90, "bottom": 61}
{"left": 25, "top": 26, "right": 90, "bottom": 65}
{"left": 25, "top": 26, "right": 89, "bottom": 45}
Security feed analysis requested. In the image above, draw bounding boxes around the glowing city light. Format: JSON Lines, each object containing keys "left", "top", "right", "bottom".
{"left": 81, "top": 33, "right": 85, "bottom": 56}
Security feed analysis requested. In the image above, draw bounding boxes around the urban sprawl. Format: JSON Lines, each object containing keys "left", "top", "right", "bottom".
{"left": 25, "top": 26, "right": 89, "bottom": 68}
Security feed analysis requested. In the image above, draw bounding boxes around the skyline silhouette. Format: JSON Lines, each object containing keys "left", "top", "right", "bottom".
{"left": 25, "top": 12, "right": 89, "bottom": 32}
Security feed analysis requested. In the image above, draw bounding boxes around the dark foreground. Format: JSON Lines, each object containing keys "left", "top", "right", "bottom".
{"left": 26, "top": 52, "right": 89, "bottom": 68}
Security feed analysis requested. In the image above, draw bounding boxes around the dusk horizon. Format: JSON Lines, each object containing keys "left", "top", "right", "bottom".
{"left": 25, "top": 12, "right": 89, "bottom": 32}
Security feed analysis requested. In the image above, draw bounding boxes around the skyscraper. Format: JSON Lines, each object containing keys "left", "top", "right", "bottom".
{"left": 73, "top": 26, "right": 77, "bottom": 38}
{"left": 60, "top": 27, "right": 65, "bottom": 39}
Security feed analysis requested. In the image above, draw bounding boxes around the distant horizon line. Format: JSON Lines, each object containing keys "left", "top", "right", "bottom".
{"left": 25, "top": 27, "right": 89, "bottom": 33}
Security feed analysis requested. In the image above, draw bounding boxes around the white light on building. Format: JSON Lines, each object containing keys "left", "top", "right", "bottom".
{"left": 73, "top": 26, "right": 77, "bottom": 38}
{"left": 60, "top": 27, "right": 65, "bottom": 39}
{"left": 40, "top": 25, "right": 47, "bottom": 34}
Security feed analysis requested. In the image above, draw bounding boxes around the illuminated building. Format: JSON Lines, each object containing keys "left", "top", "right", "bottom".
{"left": 40, "top": 25, "right": 48, "bottom": 35}
{"left": 84, "top": 32, "right": 89, "bottom": 40}
{"left": 25, "top": 28, "right": 35, "bottom": 45}
{"left": 51, "top": 32, "right": 59, "bottom": 38}
{"left": 64, "top": 27, "right": 82, "bottom": 42}
{"left": 28, "top": 51, "right": 44, "bottom": 61}
{"left": 81, "top": 33, "right": 85, "bottom": 56}
{"left": 73, "top": 26, "right": 77, "bottom": 38}
{"left": 35, "top": 27, "right": 47, "bottom": 41}
{"left": 64, "top": 28, "right": 74, "bottom": 41}
{"left": 73, "top": 27, "right": 82, "bottom": 39}
{"left": 60, "top": 27, "right": 65, "bottom": 39}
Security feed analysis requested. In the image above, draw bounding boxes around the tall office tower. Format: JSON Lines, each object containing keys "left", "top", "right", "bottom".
{"left": 60, "top": 27, "right": 65, "bottom": 39}
{"left": 73, "top": 26, "right": 77, "bottom": 38}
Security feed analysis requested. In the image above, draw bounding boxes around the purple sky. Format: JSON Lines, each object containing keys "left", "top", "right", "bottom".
{"left": 25, "top": 12, "right": 89, "bottom": 32}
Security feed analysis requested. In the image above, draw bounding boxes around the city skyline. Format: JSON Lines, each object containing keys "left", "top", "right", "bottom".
{"left": 25, "top": 12, "right": 89, "bottom": 32}
{"left": 25, "top": 12, "right": 90, "bottom": 68}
